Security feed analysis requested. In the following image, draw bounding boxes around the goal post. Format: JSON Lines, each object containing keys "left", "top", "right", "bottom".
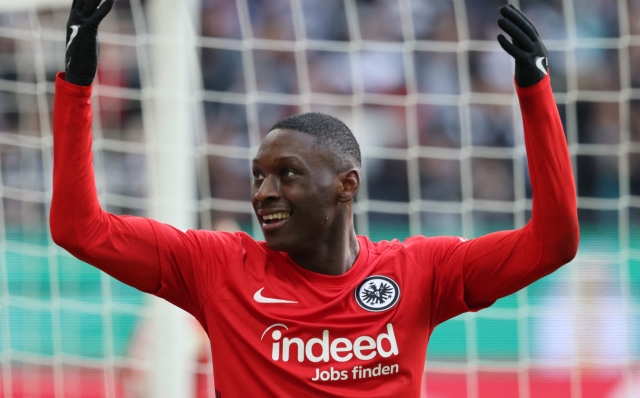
{"left": 0, "top": 0, "right": 200, "bottom": 396}
{"left": 144, "top": 0, "right": 202, "bottom": 396}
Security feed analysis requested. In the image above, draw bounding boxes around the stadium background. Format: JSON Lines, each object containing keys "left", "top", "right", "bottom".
{"left": 1, "top": 0, "right": 640, "bottom": 397}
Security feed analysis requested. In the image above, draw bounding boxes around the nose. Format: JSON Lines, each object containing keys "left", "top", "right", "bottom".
{"left": 253, "top": 175, "right": 280, "bottom": 203}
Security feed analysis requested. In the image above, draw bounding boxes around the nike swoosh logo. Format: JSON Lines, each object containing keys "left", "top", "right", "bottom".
{"left": 67, "top": 25, "right": 79, "bottom": 50}
{"left": 253, "top": 288, "right": 297, "bottom": 304}
{"left": 535, "top": 56, "right": 548, "bottom": 76}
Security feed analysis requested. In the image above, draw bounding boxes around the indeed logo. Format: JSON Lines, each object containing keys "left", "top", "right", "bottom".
{"left": 261, "top": 323, "right": 398, "bottom": 363}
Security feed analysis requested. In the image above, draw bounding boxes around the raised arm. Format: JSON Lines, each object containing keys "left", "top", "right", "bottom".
{"left": 50, "top": 0, "right": 165, "bottom": 290}
{"left": 460, "top": 5, "right": 579, "bottom": 309}
{"left": 50, "top": 72, "right": 164, "bottom": 293}
{"left": 50, "top": 1, "right": 239, "bottom": 316}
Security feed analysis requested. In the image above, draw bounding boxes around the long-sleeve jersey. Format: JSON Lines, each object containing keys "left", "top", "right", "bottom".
{"left": 50, "top": 72, "right": 578, "bottom": 397}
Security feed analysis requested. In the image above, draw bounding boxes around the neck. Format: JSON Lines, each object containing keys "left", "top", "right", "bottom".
{"left": 288, "top": 216, "right": 360, "bottom": 276}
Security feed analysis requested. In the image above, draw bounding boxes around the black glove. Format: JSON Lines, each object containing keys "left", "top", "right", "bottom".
{"left": 65, "top": 0, "right": 114, "bottom": 86}
{"left": 497, "top": 4, "right": 548, "bottom": 87}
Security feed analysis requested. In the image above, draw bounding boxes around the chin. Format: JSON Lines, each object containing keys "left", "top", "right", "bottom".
{"left": 263, "top": 235, "right": 293, "bottom": 252}
{"left": 263, "top": 234, "right": 306, "bottom": 253}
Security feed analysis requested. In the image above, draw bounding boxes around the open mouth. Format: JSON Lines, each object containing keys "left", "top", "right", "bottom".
{"left": 262, "top": 211, "right": 291, "bottom": 224}
{"left": 261, "top": 211, "right": 292, "bottom": 230}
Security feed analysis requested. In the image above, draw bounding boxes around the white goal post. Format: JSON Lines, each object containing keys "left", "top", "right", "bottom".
{"left": 1, "top": 0, "right": 201, "bottom": 397}
{"left": 144, "top": 0, "right": 201, "bottom": 396}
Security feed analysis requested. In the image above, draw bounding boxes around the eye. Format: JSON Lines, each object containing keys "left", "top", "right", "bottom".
{"left": 253, "top": 171, "right": 264, "bottom": 181}
{"left": 281, "top": 169, "right": 296, "bottom": 179}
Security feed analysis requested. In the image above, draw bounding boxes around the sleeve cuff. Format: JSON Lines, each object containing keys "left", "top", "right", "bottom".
{"left": 515, "top": 74, "right": 551, "bottom": 97}
{"left": 55, "top": 72, "right": 93, "bottom": 98}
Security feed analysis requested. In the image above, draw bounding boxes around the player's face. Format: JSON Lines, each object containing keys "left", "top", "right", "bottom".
{"left": 251, "top": 129, "right": 343, "bottom": 252}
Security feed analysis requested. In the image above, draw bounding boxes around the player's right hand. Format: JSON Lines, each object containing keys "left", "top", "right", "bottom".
{"left": 497, "top": 4, "right": 548, "bottom": 88}
{"left": 65, "top": 0, "right": 114, "bottom": 86}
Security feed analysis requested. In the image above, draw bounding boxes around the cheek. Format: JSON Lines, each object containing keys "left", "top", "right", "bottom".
{"left": 288, "top": 186, "right": 328, "bottom": 214}
{"left": 307, "top": 187, "right": 336, "bottom": 219}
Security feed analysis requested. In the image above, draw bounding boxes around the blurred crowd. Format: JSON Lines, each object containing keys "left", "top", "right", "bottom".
{"left": 0, "top": 0, "right": 638, "bottom": 233}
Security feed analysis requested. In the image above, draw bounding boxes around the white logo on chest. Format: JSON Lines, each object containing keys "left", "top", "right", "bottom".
{"left": 254, "top": 287, "right": 297, "bottom": 304}
{"left": 261, "top": 323, "right": 399, "bottom": 363}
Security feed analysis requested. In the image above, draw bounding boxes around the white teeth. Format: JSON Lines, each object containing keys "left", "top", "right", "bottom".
{"left": 263, "top": 212, "right": 290, "bottom": 221}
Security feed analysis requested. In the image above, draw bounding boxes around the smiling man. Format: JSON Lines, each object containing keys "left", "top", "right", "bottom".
{"left": 252, "top": 113, "right": 362, "bottom": 276}
{"left": 51, "top": 2, "right": 579, "bottom": 397}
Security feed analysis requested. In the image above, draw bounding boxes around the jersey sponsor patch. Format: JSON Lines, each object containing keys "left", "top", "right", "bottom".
{"left": 355, "top": 275, "right": 400, "bottom": 312}
{"left": 261, "top": 322, "right": 398, "bottom": 363}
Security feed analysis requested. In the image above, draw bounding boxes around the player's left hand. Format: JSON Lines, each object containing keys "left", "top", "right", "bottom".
{"left": 497, "top": 4, "right": 548, "bottom": 87}
{"left": 65, "top": 0, "right": 115, "bottom": 86}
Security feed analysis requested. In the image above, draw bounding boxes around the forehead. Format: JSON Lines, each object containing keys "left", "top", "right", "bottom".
{"left": 255, "top": 129, "right": 329, "bottom": 165}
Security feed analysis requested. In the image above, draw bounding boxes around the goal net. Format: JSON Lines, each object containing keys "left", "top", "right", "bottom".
{"left": 1, "top": 0, "right": 638, "bottom": 397}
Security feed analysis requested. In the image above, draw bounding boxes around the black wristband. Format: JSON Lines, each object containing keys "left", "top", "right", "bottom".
{"left": 65, "top": 70, "right": 93, "bottom": 86}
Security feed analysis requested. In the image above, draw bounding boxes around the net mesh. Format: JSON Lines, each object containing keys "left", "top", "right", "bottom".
{"left": 1, "top": 0, "right": 639, "bottom": 397}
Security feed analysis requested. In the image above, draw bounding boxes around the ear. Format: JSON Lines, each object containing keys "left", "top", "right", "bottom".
{"left": 338, "top": 169, "right": 360, "bottom": 202}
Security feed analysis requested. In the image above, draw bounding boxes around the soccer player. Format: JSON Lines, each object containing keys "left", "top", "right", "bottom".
{"left": 51, "top": 1, "right": 579, "bottom": 396}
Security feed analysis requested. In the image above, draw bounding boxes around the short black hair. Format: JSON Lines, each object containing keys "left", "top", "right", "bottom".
{"left": 269, "top": 112, "right": 361, "bottom": 172}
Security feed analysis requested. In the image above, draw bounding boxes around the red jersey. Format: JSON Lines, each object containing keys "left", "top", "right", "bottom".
{"left": 50, "top": 72, "right": 578, "bottom": 397}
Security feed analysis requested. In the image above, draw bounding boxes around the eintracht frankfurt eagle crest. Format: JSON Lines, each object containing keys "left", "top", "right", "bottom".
{"left": 355, "top": 275, "right": 400, "bottom": 312}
